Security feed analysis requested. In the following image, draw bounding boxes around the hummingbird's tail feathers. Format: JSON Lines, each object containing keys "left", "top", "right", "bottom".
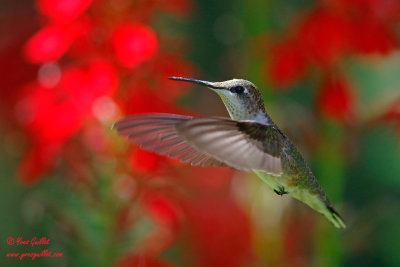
{"left": 326, "top": 205, "right": 346, "bottom": 229}
{"left": 288, "top": 188, "right": 346, "bottom": 228}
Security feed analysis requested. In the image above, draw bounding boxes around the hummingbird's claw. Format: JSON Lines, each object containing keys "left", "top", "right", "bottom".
{"left": 274, "top": 186, "right": 288, "bottom": 196}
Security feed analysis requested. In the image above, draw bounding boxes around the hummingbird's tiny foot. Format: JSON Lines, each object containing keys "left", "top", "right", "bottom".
{"left": 274, "top": 186, "right": 288, "bottom": 196}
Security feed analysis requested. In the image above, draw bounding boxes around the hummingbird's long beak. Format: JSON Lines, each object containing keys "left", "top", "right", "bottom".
{"left": 168, "top": 77, "right": 224, "bottom": 89}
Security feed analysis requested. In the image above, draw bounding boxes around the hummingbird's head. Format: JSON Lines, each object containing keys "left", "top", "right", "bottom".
{"left": 169, "top": 77, "right": 266, "bottom": 120}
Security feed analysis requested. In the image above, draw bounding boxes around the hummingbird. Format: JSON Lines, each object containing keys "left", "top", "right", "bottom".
{"left": 113, "top": 77, "right": 346, "bottom": 228}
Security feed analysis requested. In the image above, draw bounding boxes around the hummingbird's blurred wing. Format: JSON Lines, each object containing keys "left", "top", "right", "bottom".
{"left": 113, "top": 113, "right": 283, "bottom": 175}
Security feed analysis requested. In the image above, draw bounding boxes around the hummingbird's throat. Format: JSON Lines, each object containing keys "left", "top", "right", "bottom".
{"left": 217, "top": 92, "right": 266, "bottom": 121}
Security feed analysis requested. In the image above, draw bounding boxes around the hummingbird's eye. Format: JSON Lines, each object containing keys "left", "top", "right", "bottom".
{"left": 231, "top": 86, "right": 245, "bottom": 94}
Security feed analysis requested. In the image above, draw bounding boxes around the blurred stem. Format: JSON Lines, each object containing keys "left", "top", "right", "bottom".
{"left": 313, "top": 121, "right": 345, "bottom": 267}
{"left": 188, "top": 0, "right": 225, "bottom": 79}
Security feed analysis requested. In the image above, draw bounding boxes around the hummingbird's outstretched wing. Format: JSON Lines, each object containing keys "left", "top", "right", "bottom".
{"left": 113, "top": 113, "right": 283, "bottom": 175}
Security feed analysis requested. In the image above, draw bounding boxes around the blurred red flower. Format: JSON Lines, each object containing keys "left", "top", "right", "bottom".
{"left": 129, "top": 148, "right": 164, "bottom": 174}
{"left": 322, "top": 0, "right": 400, "bottom": 23}
{"left": 268, "top": 39, "right": 306, "bottom": 86}
{"left": 157, "top": 0, "right": 192, "bottom": 16}
{"left": 87, "top": 62, "right": 119, "bottom": 96}
{"left": 350, "top": 17, "right": 396, "bottom": 55}
{"left": 282, "top": 213, "right": 315, "bottom": 267}
{"left": 15, "top": 60, "right": 119, "bottom": 182}
{"left": 268, "top": 2, "right": 399, "bottom": 87}
{"left": 17, "top": 144, "right": 61, "bottom": 185}
{"left": 381, "top": 99, "right": 400, "bottom": 135}
{"left": 117, "top": 254, "right": 174, "bottom": 267}
{"left": 182, "top": 193, "right": 253, "bottom": 267}
{"left": 24, "top": 18, "right": 90, "bottom": 64}
{"left": 144, "top": 193, "right": 180, "bottom": 227}
{"left": 123, "top": 84, "right": 181, "bottom": 115}
{"left": 24, "top": 25, "right": 74, "bottom": 63}
{"left": 299, "top": 9, "right": 352, "bottom": 67}
{"left": 112, "top": 24, "right": 158, "bottom": 68}
{"left": 36, "top": 0, "right": 92, "bottom": 24}
{"left": 316, "top": 76, "right": 354, "bottom": 122}
{"left": 383, "top": 99, "right": 400, "bottom": 121}
{"left": 16, "top": 83, "right": 82, "bottom": 144}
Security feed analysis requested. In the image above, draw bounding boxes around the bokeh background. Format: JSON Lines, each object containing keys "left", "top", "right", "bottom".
{"left": 1, "top": 0, "right": 400, "bottom": 266}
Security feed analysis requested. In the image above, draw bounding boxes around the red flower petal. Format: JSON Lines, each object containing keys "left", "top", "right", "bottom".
{"left": 316, "top": 76, "right": 354, "bottom": 122}
{"left": 129, "top": 147, "right": 162, "bottom": 174}
{"left": 144, "top": 193, "right": 179, "bottom": 227}
{"left": 350, "top": 18, "right": 396, "bottom": 55}
{"left": 123, "top": 84, "right": 179, "bottom": 115}
{"left": 36, "top": 0, "right": 92, "bottom": 24}
{"left": 382, "top": 99, "right": 400, "bottom": 135}
{"left": 24, "top": 25, "right": 74, "bottom": 63}
{"left": 158, "top": 0, "right": 192, "bottom": 16}
{"left": 17, "top": 83, "right": 83, "bottom": 143}
{"left": 17, "top": 144, "right": 61, "bottom": 185}
{"left": 268, "top": 39, "right": 307, "bottom": 86}
{"left": 112, "top": 23, "right": 158, "bottom": 68}
{"left": 87, "top": 61, "right": 119, "bottom": 97}
{"left": 116, "top": 254, "right": 174, "bottom": 267}
{"left": 182, "top": 195, "right": 253, "bottom": 266}
{"left": 58, "top": 63, "right": 118, "bottom": 114}
{"left": 298, "top": 9, "right": 351, "bottom": 67}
